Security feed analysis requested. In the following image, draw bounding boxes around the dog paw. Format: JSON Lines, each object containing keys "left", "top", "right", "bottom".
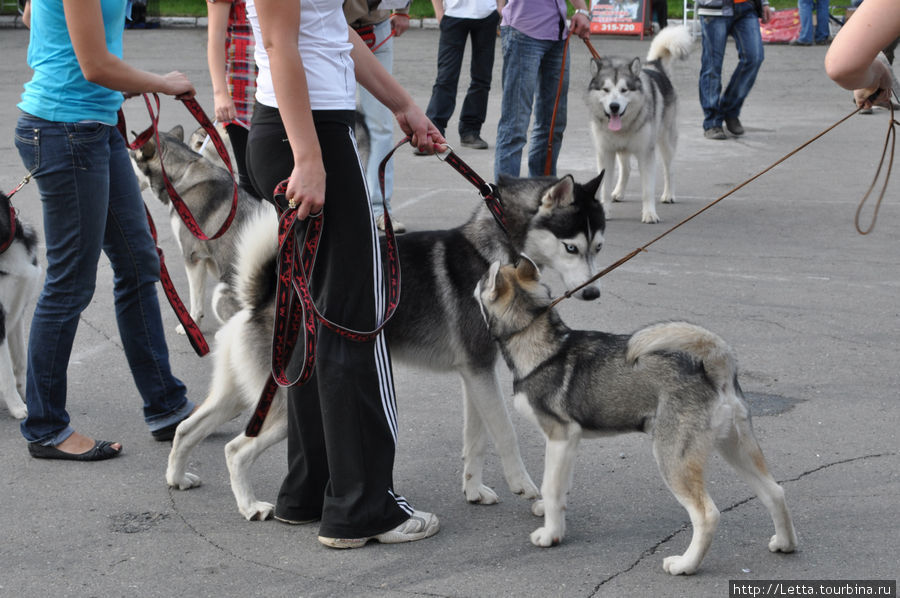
{"left": 661, "top": 193, "right": 675, "bottom": 204}
{"left": 531, "top": 499, "right": 545, "bottom": 517}
{"left": 611, "top": 190, "right": 625, "bottom": 202}
{"left": 768, "top": 533, "right": 797, "bottom": 553}
{"left": 175, "top": 324, "right": 187, "bottom": 336}
{"left": 464, "top": 483, "right": 500, "bottom": 505}
{"left": 509, "top": 476, "right": 540, "bottom": 500}
{"left": 5, "top": 399, "right": 27, "bottom": 420}
{"left": 241, "top": 501, "right": 275, "bottom": 521}
{"left": 662, "top": 555, "right": 698, "bottom": 575}
{"left": 530, "top": 526, "right": 562, "bottom": 547}
{"left": 641, "top": 209, "right": 660, "bottom": 224}
{"left": 167, "top": 472, "right": 202, "bottom": 490}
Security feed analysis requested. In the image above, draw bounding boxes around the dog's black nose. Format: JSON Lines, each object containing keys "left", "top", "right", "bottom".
{"left": 609, "top": 103, "right": 620, "bottom": 115}
{"left": 580, "top": 286, "right": 600, "bottom": 301}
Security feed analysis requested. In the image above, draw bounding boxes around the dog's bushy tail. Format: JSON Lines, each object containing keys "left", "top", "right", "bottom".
{"left": 646, "top": 25, "right": 694, "bottom": 71}
{"left": 626, "top": 322, "right": 738, "bottom": 394}
{"left": 234, "top": 205, "right": 279, "bottom": 312}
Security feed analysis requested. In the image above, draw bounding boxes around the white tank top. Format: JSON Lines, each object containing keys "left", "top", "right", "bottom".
{"left": 246, "top": 0, "right": 356, "bottom": 110}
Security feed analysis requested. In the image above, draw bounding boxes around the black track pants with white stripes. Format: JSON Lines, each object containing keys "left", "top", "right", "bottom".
{"left": 246, "top": 106, "right": 413, "bottom": 538}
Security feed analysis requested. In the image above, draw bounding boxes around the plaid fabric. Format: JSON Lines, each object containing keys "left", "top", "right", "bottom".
{"left": 216, "top": 0, "right": 257, "bottom": 122}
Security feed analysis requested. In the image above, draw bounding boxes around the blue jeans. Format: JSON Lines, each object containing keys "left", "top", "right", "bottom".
{"left": 698, "top": 2, "right": 765, "bottom": 131}
{"left": 14, "top": 113, "right": 193, "bottom": 446}
{"left": 494, "top": 26, "right": 569, "bottom": 179}
{"left": 357, "top": 19, "right": 395, "bottom": 219}
{"left": 797, "top": 0, "right": 830, "bottom": 43}
{"left": 425, "top": 11, "right": 500, "bottom": 137}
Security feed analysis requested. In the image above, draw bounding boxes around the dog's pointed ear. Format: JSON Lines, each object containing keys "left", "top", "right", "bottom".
{"left": 138, "top": 137, "right": 157, "bottom": 160}
{"left": 590, "top": 57, "right": 602, "bottom": 77}
{"left": 483, "top": 261, "right": 506, "bottom": 301}
{"left": 629, "top": 57, "right": 642, "bottom": 78}
{"left": 540, "top": 175, "right": 576, "bottom": 211}
{"left": 169, "top": 125, "right": 185, "bottom": 142}
{"left": 515, "top": 254, "right": 540, "bottom": 283}
{"left": 583, "top": 171, "right": 604, "bottom": 199}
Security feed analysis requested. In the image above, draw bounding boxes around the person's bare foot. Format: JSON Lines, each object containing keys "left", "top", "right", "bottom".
{"left": 56, "top": 432, "right": 121, "bottom": 455}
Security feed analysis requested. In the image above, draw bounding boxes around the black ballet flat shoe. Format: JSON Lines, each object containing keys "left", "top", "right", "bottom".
{"left": 28, "top": 439, "right": 122, "bottom": 462}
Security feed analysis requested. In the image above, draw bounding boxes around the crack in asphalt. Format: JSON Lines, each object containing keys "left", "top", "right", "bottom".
{"left": 589, "top": 451, "right": 897, "bottom": 596}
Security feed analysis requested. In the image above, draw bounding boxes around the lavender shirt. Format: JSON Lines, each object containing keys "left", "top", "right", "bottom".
{"left": 500, "top": 0, "right": 569, "bottom": 41}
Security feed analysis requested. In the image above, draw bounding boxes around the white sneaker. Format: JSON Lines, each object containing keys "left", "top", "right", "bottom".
{"left": 375, "top": 213, "right": 406, "bottom": 234}
{"left": 318, "top": 510, "right": 440, "bottom": 549}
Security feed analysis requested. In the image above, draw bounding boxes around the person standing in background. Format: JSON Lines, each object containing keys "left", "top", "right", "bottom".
{"left": 493, "top": 0, "right": 592, "bottom": 179}
{"left": 207, "top": 0, "right": 260, "bottom": 198}
{"left": 422, "top": 0, "right": 501, "bottom": 151}
{"left": 790, "top": 0, "right": 831, "bottom": 46}
{"left": 345, "top": 1, "right": 411, "bottom": 234}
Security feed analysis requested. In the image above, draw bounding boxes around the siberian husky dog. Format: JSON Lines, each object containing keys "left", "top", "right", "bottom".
{"left": 0, "top": 192, "right": 42, "bottom": 419}
{"left": 474, "top": 259, "right": 798, "bottom": 575}
{"left": 166, "top": 173, "right": 606, "bottom": 521}
{"left": 585, "top": 25, "right": 694, "bottom": 223}
{"left": 130, "top": 125, "right": 273, "bottom": 333}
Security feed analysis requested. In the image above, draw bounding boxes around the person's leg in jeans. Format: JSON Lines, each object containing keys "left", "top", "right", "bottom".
{"left": 495, "top": 27, "right": 544, "bottom": 179}
{"left": 796, "top": 0, "right": 814, "bottom": 44}
{"left": 814, "top": 0, "right": 831, "bottom": 42}
{"left": 359, "top": 18, "right": 396, "bottom": 220}
{"left": 103, "top": 129, "right": 193, "bottom": 433}
{"left": 720, "top": 3, "right": 764, "bottom": 122}
{"left": 425, "top": 16, "right": 467, "bottom": 137}
{"left": 528, "top": 37, "right": 568, "bottom": 177}
{"left": 698, "top": 14, "right": 729, "bottom": 131}
{"left": 458, "top": 12, "right": 499, "bottom": 140}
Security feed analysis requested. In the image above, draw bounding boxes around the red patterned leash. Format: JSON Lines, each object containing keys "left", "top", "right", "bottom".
{"left": 245, "top": 143, "right": 405, "bottom": 437}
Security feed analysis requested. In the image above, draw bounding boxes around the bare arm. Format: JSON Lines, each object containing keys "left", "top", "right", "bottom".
{"left": 825, "top": 0, "right": 900, "bottom": 106}
{"left": 431, "top": 0, "right": 444, "bottom": 22}
{"left": 207, "top": 1, "right": 237, "bottom": 123}
{"left": 63, "top": 0, "right": 194, "bottom": 98}
{"left": 255, "top": 0, "right": 324, "bottom": 219}
{"left": 349, "top": 27, "right": 446, "bottom": 153}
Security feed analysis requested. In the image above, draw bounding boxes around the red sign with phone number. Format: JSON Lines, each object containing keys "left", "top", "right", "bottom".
{"left": 588, "top": 0, "right": 649, "bottom": 38}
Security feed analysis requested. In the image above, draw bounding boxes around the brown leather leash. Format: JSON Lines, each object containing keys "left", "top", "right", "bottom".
{"left": 118, "top": 93, "right": 239, "bottom": 356}
{"left": 547, "top": 102, "right": 889, "bottom": 310}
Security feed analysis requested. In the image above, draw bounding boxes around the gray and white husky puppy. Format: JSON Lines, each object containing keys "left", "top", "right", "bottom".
{"left": 131, "top": 125, "right": 273, "bottom": 333}
{"left": 0, "top": 191, "right": 41, "bottom": 419}
{"left": 475, "top": 259, "right": 798, "bottom": 575}
{"left": 585, "top": 25, "right": 694, "bottom": 223}
{"left": 166, "top": 173, "right": 606, "bottom": 521}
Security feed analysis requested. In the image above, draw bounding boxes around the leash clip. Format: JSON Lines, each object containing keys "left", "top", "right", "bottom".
{"left": 434, "top": 144, "right": 453, "bottom": 162}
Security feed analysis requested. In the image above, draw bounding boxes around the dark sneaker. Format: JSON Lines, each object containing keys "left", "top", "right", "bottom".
{"left": 789, "top": 39, "right": 813, "bottom": 46}
{"left": 704, "top": 126, "right": 727, "bottom": 140}
{"left": 459, "top": 133, "right": 489, "bottom": 150}
{"left": 724, "top": 117, "right": 744, "bottom": 136}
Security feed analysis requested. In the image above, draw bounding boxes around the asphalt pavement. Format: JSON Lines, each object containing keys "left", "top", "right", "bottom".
{"left": 0, "top": 17, "right": 897, "bottom": 598}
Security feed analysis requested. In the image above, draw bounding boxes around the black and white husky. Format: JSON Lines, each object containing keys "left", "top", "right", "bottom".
{"left": 166, "top": 173, "right": 606, "bottom": 521}
{"left": 475, "top": 259, "right": 798, "bottom": 575}
{"left": 0, "top": 191, "right": 41, "bottom": 420}
{"left": 585, "top": 25, "right": 694, "bottom": 223}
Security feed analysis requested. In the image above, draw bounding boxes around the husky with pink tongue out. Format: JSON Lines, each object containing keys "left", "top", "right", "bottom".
{"left": 585, "top": 26, "right": 694, "bottom": 223}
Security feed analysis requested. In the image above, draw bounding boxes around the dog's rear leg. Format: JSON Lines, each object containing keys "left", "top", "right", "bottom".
{"left": 460, "top": 366, "right": 539, "bottom": 503}
{"left": 715, "top": 406, "right": 798, "bottom": 554}
{"left": 531, "top": 423, "right": 581, "bottom": 547}
{"left": 658, "top": 131, "right": 676, "bottom": 204}
{"left": 225, "top": 398, "right": 288, "bottom": 521}
{"left": 654, "top": 437, "right": 719, "bottom": 575}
